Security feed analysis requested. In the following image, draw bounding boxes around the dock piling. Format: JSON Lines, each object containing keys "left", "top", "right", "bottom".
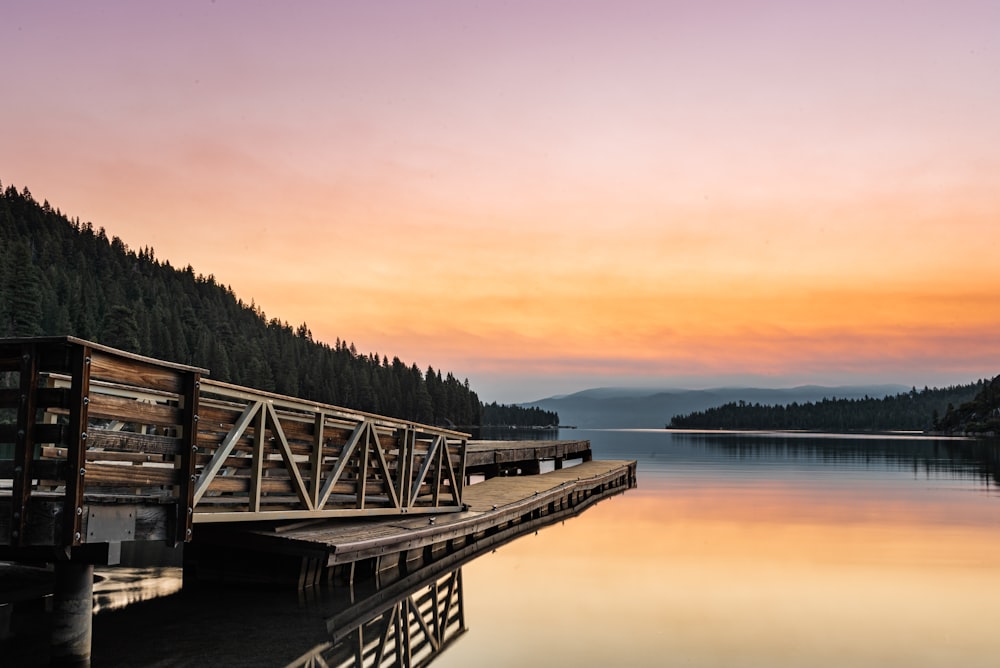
{"left": 51, "top": 561, "right": 93, "bottom": 667}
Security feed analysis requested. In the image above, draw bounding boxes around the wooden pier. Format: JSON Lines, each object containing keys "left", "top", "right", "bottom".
{"left": 186, "top": 458, "right": 636, "bottom": 588}
{"left": 466, "top": 439, "right": 592, "bottom": 477}
{"left": 0, "top": 336, "right": 636, "bottom": 663}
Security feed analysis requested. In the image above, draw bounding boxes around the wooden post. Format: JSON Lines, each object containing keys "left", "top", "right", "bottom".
{"left": 397, "top": 427, "right": 412, "bottom": 509}
{"left": 175, "top": 371, "right": 201, "bottom": 545}
{"left": 249, "top": 403, "right": 266, "bottom": 513}
{"left": 311, "top": 412, "right": 325, "bottom": 509}
{"left": 51, "top": 561, "right": 93, "bottom": 666}
{"left": 455, "top": 438, "right": 467, "bottom": 506}
{"left": 63, "top": 344, "right": 92, "bottom": 548}
{"left": 10, "top": 343, "right": 39, "bottom": 547}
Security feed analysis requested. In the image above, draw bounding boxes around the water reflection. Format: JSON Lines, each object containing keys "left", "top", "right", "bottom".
{"left": 84, "top": 481, "right": 631, "bottom": 667}
{"left": 93, "top": 567, "right": 183, "bottom": 614}
{"left": 434, "top": 431, "right": 1000, "bottom": 668}
{"left": 675, "top": 432, "right": 1000, "bottom": 486}
{"left": 289, "top": 569, "right": 466, "bottom": 668}
{"left": 585, "top": 429, "right": 1000, "bottom": 490}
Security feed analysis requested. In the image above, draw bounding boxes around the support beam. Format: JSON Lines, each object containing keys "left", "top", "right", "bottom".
{"left": 51, "top": 561, "right": 93, "bottom": 667}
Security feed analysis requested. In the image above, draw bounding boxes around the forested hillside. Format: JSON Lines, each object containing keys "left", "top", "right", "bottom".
{"left": 668, "top": 383, "right": 984, "bottom": 432}
{"left": 935, "top": 375, "right": 1000, "bottom": 435}
{"left": 0, "top": 182, "right": 551, "bottom": 427}
{"left": 480, "top": 402, "right": 558, "bottom": 427}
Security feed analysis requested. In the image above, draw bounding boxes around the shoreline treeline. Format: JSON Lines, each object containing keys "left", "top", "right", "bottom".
{"left": 0, "top": 182, "right": 554, "bottom": 428}
{"left": 669, "top": 383, "right": 985, "bottom": 432}
{"left": 480, "top": 402, "right": 558, "bottom": 428}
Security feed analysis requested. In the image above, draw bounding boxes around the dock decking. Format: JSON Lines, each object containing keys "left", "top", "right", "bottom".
{"left": 186, "top": 458, "right": 637, "bottom": 587}
{"left": 1, "top": 336, "right": 638, "bottom": 662}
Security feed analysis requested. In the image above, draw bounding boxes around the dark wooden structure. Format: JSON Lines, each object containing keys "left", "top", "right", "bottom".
{"left": 0, "top": 336, "right": 636, "bottom": 664}
{"left": 1, "top": 337, "right": 468, "bottom": 562}
{"left": 466, "top": 439, "right": 592, "bottom": 477}
{"left": 186, "top": 458, "right": 636, "bottom": 588}
{"left": 0, "top": 336, "right": 467, "bottom": 664}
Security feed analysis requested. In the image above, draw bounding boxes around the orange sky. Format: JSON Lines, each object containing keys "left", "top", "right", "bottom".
{"left": 3, "top": 1, "right": 999, "bottom": 401}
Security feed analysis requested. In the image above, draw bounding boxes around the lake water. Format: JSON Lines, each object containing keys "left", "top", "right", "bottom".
{"left": 32, "top": 430, "right": 1000, "bottom": 665}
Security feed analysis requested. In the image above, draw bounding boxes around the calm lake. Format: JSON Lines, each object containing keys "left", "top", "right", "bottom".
{"left": 69, "top": 430, "right": 1000, "bottom": 665}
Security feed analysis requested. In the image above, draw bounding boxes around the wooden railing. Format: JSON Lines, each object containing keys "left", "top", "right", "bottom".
{"left": 0, "top": 337, "right": 467, "bottom": 550}
{"left": 192, "top": 379, "right": 467, "bottom": 522}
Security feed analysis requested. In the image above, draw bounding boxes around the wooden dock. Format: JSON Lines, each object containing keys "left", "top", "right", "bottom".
{"left": 465, "top": 439, "right": 592, "bottom": 477}
{"left": 186, "top": 458, "right": 636, "bottom": 587}
{"left": 1, "top": 336, "right": 637, "bottom": 663}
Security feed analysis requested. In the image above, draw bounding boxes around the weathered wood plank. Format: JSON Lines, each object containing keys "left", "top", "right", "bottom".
{"left": 203, "top": 476, "right": 391, "bottom": 496}
{"left": 83, "top": 462, "right": 179, "bottom": 487}
{"left": 87, "top": 428, "right": 183, "bottom": 455}
{"left": 89, "top": 350, "right": 184, "bottom": 394}
{"left": 87, "top": 393, "right": 182, "bottom": 426}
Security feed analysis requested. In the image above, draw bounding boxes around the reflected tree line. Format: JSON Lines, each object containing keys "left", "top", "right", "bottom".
{"left": 676, "top": 432, "right": 1000, "bottom": 488}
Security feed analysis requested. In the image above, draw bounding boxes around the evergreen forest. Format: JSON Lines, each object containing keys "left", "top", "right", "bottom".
{"left": 668, "top": 383, "right": 986, "bottom": 432}
{"left": 935, "top": 375, "right": 1000, "bottom": 435}
{"left": 479, "top": 402, "right": 558, "bottom": 428}
{"left": 0, "top": 182, "right": 554, "bottom": 428}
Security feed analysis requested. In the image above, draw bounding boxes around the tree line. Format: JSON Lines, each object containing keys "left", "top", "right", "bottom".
{"left": 0, "top": 182, "right": 555, "bottom": 428}
{"left": 480, "top": 402, "right": 559, "bottom": 427}
{"left": 935, "top": 375, "right": 1000, "bottom": 435}
{"left": 668, "top": 383, "right": 985, "bottom": 432}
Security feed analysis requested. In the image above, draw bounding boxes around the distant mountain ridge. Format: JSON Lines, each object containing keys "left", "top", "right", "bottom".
{"left": 522, "top": 385, "right": 910, "bottom": 429}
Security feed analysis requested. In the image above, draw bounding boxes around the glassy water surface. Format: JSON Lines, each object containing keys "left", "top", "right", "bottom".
{"left": 82, "top": 430, "right": 1000, "bottom": 666}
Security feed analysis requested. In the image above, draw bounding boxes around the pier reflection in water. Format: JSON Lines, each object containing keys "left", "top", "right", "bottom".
{"left": 289, "top": 568, "right": 465, "bottom": 668}
{"left": 16, "top": 430, "right": 1000, "bottom": 666}
{"left": 88, "top": 564, "right": 468, "bottom": 667}
{"left": 83, "top": 476, "right": 630, "bottom": 667}
{"left": 436, "top": 430, "right": 1000, "bottom": 668}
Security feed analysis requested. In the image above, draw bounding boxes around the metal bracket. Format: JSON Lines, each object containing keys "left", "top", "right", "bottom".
{"left": 86, "top": 506, "right": 136, "bottom": 543}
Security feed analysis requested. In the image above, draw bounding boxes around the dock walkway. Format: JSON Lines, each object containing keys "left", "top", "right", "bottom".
{"left": 1, "top": 336, "right": 638, "bottom": 661}
{"left": 187, "top": 458, "right": 636, "bottom": 586}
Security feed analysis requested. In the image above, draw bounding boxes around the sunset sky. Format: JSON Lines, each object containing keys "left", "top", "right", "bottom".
{"left": 3, "top": 1, "right": 999, "bottom": 402}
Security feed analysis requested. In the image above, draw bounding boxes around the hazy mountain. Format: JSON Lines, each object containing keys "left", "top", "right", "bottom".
{"left": 522, "top": 385, "right": 910, "bottom": 429}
